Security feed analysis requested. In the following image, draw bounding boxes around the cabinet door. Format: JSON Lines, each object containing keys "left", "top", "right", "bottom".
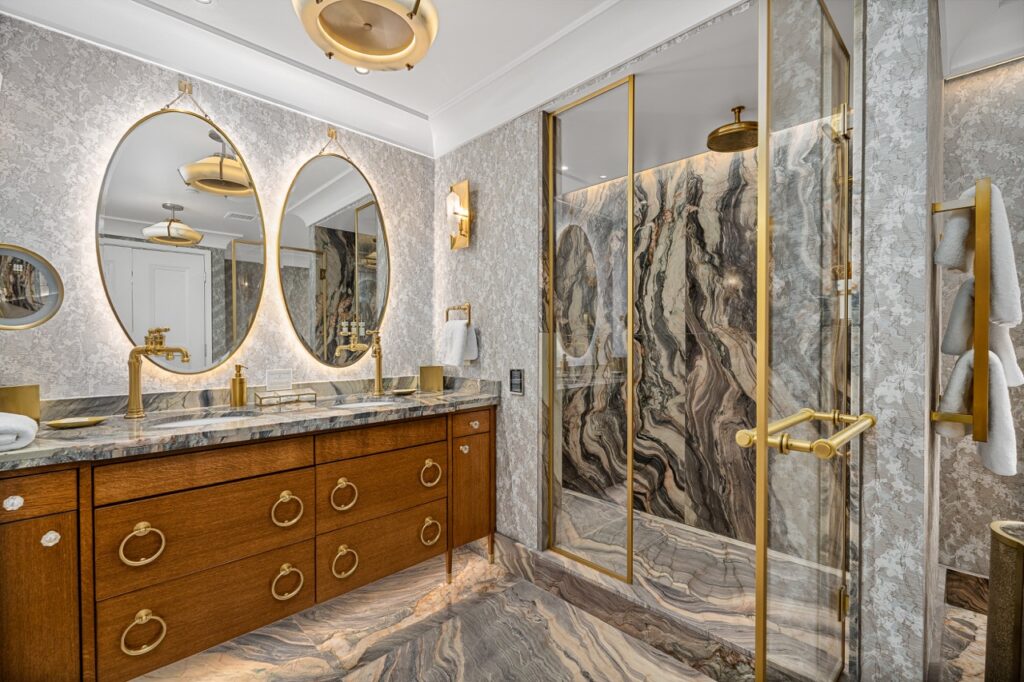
{"left": 0, "top": 512, "right": 80, "bottom": 682}
{"left": 452, "top": 431, "right": 492, "bottom": 547}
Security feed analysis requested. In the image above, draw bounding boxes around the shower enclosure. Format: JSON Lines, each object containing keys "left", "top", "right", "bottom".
{"left": 545, "top": 2, "right": 864, "bottom": 679}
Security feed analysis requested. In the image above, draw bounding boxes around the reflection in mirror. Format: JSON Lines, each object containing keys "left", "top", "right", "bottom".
{"left": 555, "top": 224, "right": 597, "bottom": 358}
{"left": 0, "top": 244, "right": 64, "bottom": 330}
{"left": 96, "top": 110, "right": 265, "bottom": 373}
{"left": 279, "top": 154, "right": 389, "bottom": 366}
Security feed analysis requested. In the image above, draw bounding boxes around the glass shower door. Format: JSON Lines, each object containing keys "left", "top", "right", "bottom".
{"left": 747, "top": 1, "right": 866, "bottom": 680}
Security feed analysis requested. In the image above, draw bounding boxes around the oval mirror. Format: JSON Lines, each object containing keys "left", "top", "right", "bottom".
{"left": 96, "top": 110, "right": 266, "bottom": 373}
{"left": 0, "top": 244, "right": 64, "bottom": 330}
{"left": 279, "top": 153, "right": 389, "bottom": 366}
{"left": 555, "top": 224, "right": 597, "bottom": 358}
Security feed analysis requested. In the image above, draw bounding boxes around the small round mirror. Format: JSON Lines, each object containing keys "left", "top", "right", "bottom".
{"left": 0, "top": 244, "right": 64, "bottom": 330}
{"left": 96, "top": 110, "right": 266, "bottom": 373}
{"left": 279, "top": 153, "right": 389, "bottom": 366}
{"left": 555, "top": 224, "right": 598, "bottom": 358}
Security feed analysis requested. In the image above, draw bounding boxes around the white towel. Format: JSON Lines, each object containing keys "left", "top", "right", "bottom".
{"left": 0, "top": 412, "right": 38, "bottom": 453}
{"left": 934, "top": 184, "right": 1021, "bottom": 326}
{"left": 941, "top": 278, "right": 1024, "bottom": 387}
{"left": 935, "top": 350, "right": 1017, "bottom": 476}
{"left": 440, "top": 320, "right": 478, "bottom": 367}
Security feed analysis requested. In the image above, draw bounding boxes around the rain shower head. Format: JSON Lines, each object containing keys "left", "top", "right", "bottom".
{"left": 707, "top": 105, "right": 758, "bottom": 153}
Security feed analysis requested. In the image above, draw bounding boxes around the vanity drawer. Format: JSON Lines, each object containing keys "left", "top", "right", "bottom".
{"left": 317, "top": 442, "right": 447, "bottom": 533}
{"left": 315, "top": 416, "right": 446, "bottom": 463}
{"left": 452, "top": 409, "right": 491, "bottom": 437}
{"left": 93, "top": 436, "right": 313, "bottom": 506}
{"left": 0, "top": 469, "right": 77, "bottom": 523}
{"left": 96, "top": 539, "right": 314, "bottom": 682}
{"left": 94, "top": 468, "right": 314, "bottom": 601}
{"left": 316, "top": 499, "right": 447, "bottom": 602}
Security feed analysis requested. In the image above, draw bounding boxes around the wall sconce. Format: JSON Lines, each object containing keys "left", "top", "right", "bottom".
{"left": 447, "top": 180, "right": 471, "bottom": 250}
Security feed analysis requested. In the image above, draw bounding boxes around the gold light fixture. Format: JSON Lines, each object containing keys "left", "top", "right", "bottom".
{"left": 293, "top": 0, "right": 439, "bottom": 72}
{"left": 446, "top": 179, "right": 470, "bottom": 250}
{"left": 179, "top": 130, "right": 253, "bottom": 197}
{"left": 142, "top": 203, "right": 203, "bottom": 246}
{"left": 707, "top": 105, "right": 758, "bottom": 152}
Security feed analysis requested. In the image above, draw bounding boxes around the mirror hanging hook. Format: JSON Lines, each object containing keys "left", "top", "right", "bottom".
{"left": 162, "top": 79, "right": 210, "bottom": 119}
{"left": 318, "top": 127, "right": 348, "bottom": 157}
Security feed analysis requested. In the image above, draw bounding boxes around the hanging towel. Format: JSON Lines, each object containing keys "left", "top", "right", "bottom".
{"left": 941, "top": 277, "right": 1024, "bottom": 386}
{"left": 934, "top": 184, "right": 1022, "bottom": 325}
{"left": 935, "top": 349, "right": 1017, "bottom": 476}
{"left": 439, "top": 320, "right": 478, "bottom": 367}
{"left": 0, "top": 413, "right": 37, "bottom": 453}
{"left": 462, "top": 323, "right": 479, "bottom": 363}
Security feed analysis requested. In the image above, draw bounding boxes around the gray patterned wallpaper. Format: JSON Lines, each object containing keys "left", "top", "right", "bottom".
{"left": 940, "top": 59, "right": 1024, "bottom": 577}
{"left": 0, "top": 15, "right": 434, "bottom": 398}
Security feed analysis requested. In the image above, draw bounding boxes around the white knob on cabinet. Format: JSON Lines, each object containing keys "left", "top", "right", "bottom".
{"left": 40, "top": 531, "right": 61, "bottom": 547}
{"left": 3, "top": 495, "right": 24, "bottom": 511}
{"left": 459, "top": 444, "right": 470, "bottom": 454}
{"left": 469, "top": 420, "right": 480, "bottom": 429}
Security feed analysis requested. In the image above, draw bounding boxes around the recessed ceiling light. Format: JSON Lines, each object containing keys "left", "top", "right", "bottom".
{"left": 354, "top": 67, "right": 370, "bottom": 75}
{"left": 560, "top": 165, "right": 569, "bottom": 171}
{"left": 599, "top": 175, "right": 608, "bottom": 179}
{"left": 194, "top": 0, "right": 213, "bottom": 4}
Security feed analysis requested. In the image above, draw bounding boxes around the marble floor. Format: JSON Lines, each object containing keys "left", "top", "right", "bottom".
{"left": 139, "top": 547, "right": 711, "bottom": 681}
{"left": 941, "top": 606, "right": 986, "bottom": 681}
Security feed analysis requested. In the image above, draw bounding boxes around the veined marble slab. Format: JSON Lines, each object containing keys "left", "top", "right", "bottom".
{"left": 1, "top": 378, "right": 499, "bottom": 472}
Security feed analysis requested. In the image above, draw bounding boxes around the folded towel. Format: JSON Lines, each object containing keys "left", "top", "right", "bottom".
{"left": 941, "top": 278, "right": 1024, "bottom": 386}
{"left": 440, "top": 320, "right": 478, "bottom": 367}
{"left": 0, "top": 412, "right": 38, "bottom": 453}
{"left": 935, "top": 350, "right": 1017, "bottom": 476}
{"left": 934, "top": 184, "right": 1022, "bottom": 326}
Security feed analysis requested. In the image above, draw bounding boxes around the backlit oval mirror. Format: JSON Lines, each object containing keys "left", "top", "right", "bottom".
{"left": 555, "top": 224, "right": 597, "bottom": 358}
{"left": 279, "top": 153, "right": 389, "bottom": 366}
{"left": 96, "top": 110, "right": 266, "bottom": 373}
{"left": 0, "top": 244, "right": 64, "bottom": 330}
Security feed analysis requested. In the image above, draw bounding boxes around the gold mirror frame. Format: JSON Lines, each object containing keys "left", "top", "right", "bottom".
{"left": 94, "top": 108, "right": 267, "bottom": 375}
{"left": 277, "top": 152, "right": 390, "bottom": 368}
{"left": 0, "top": 243, "right": 65, "bottom": 330}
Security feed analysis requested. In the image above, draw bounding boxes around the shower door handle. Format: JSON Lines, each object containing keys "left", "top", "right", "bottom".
{"left": 735, "top": 408, "right": 875, "bottom": 460}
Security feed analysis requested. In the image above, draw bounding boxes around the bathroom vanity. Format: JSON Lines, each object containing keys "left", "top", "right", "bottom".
{"left": 0, "top": 398, "right": 496, "bottom": 682}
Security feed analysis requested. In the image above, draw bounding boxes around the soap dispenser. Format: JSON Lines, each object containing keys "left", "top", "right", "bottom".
{"left": 230, "top": 365, "right": 248, "bottom": 407}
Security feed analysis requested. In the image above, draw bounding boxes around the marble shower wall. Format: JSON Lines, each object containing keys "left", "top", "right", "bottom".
{"left": 0, "top": 15, "right": 435, "bottom": 397}
{"left": 940, "top": 59, "right": 1024, "bottom": 577}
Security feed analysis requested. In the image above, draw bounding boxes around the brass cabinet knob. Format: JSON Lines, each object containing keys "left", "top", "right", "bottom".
{"left": 329, "top": 477, "right": 359, "bottom": 511}
{"left": 331, "top": 544, "right": 359, "bottom": 579}
{"left": 469, "top": 420, "right": 480, "bottom": 430}
{"left": 118, "top": 522, "right": 166, "bottom": 567}
{"left": 271, "top": 490, "right": 304, "bottom": 528}
{"left": 419, "top": 459, "right": 442, "bottom": 488}
{"left": 120, "top": 609, "right": 167, "bottom": 656}
{"left": 459, "top": 444, "right": 470, "bottom": 454}
{"left": 270, "top": 563, "right": 304, "bottom": 601}
{"left": 420, "top": 516, "right": 442, "bottom": 546}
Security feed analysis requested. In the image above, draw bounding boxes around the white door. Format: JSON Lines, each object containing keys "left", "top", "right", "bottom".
{"left": 99, "top": 244, "right": 134, "bottom": 331}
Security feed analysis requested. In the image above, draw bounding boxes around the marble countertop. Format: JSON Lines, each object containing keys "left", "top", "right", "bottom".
{"left": 2, "top": 385, "right": 499, "bottom": 472}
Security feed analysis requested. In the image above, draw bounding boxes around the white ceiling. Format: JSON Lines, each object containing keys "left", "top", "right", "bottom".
{"left": 0, "top": 0, "right": 738, "bottom": 157}
{"left": 941, "top": 0, "right": 1024, "bottom": 78}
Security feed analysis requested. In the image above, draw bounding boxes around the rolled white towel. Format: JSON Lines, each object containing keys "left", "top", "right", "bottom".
{"left": 941, "top": 277, "right": 1024, "bottom": 386}
{"left": 0, "top": 412, "right": 38, "bottom": 453}
{"left": 936, "top": 349, "right": 1017, "bottom": 476}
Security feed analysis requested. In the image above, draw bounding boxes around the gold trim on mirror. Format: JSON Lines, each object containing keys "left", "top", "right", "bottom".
{"left": 0, "top": 243, "right": 65, "bottom": 331}
{"left": 94, "top": 107, "right": 267, "bottom": 375}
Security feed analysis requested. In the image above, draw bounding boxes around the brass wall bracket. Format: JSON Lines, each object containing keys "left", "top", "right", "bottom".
{"left": 735, "top": 408, "right": 876, "bottom": 460}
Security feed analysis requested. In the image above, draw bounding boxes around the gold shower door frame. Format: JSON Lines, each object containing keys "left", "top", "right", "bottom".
{"left": 545, "top": 75, "right": 635, "bottom": 583}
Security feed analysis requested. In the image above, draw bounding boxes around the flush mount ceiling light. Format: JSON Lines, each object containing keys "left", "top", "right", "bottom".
{"left": 293, "top": 0, "right": 439, "bottom": 72}
{"left": 142, "top": 203, "right": 204, "bottom": 246}
{"left": 179, "top": 130, "right": 253, "bottom": 197}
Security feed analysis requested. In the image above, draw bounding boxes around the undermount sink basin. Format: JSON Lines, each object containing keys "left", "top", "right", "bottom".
{"left": 151, "top": 413, "right": 257, "bottom": 430}
{"left": 332, "top": 400, "right": 404, "bottom": 410}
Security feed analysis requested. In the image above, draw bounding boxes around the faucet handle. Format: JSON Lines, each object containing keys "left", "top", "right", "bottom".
{"left": 144, "top": 327, "right": 170, "bottom": 346}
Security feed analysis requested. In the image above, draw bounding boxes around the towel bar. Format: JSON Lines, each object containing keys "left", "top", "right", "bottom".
{"left": 444, "top": 302, "right": 472, "bottom": 325}
{"left": 735, "top": 408, "right": 876, "bottom": 460}
{"left": 930, "top": 177, "right": 991, "bottom": 442}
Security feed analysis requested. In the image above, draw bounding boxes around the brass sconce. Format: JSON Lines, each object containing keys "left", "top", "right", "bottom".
{"left": 447, "top": 180, "right": 471, "bottom": 250}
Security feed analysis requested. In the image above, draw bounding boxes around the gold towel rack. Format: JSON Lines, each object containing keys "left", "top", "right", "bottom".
{"left": 735, "top": 408, "right": 876, "bottom": 460}
{"left": 930, "top": 177, "right": 991, "bottom": 442}
{"left": 445, "top": 302, "right": 472, "bottom": 325}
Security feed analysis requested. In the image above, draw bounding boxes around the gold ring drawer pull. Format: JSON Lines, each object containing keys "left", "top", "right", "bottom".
{"left": 420, "top": 516, "right": 442, "bottom": 546}
{"left": 459, "top": 444, "right": 470, "bottom": 454}
{"left": 120, "top": 609, "right": 167, "bottom": 657}
{"left": 329, "top": 477, "right": 359, "bottom": 511}
{"left": 420, "top": 459, "right": 442, "bottom": 488}
{"left": 469, "top": 420, "right": 480, "bottom": 430}
{"left": 271, "top": 563, "right": 304, "bottom": 601}
{"left": 118, "top": 522, "right": 166, "bottom": 567}
{"left": 331, "top": 544, "right": 359, "bottom": 579}
{"left": 271, "top": 490, "right": 304, "bottom": 528}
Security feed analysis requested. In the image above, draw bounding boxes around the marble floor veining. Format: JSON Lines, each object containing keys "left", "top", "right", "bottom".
{"left": 941, "top": 605, "right": 986, "bottom": 682}
{"left": 140, "top": 547, "right": 710, "bottom": 681}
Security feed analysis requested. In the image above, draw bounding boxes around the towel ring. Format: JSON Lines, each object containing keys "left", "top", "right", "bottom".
{"left": 444, "top": 303, "right": 471, "bottom": 325}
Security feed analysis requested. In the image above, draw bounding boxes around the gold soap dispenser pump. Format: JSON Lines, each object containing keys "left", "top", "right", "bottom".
{"left": 230, "top": 364, "right": 248, "bottom": 407}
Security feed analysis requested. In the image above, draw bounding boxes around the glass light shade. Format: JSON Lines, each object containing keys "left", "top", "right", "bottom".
{"left": 178, "top": 154, "right": 253, "bottom": 197}
{"left": 142, "top": 218, "right": 204, "bottom": 246}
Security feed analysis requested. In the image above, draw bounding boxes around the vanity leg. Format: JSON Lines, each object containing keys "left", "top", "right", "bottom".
{"left": 445, "top": 548, "right": 452, "bottom": 584}
{"left": 488, "top": 533, "right": 495, "bottom": 564}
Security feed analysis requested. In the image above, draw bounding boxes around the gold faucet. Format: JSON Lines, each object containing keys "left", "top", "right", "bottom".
{"left": 126, "top": 327, "right": 190, "bottom": 419}
{"left": 334, "top": 325, "right": 384, "bottom": 397}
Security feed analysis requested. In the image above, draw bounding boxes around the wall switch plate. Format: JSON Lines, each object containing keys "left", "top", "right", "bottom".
{"left": 265, "top": 369, "right": 293, "bottom": 392}
{"left": 509, "top": 369, "right": 524, "bottom": 395}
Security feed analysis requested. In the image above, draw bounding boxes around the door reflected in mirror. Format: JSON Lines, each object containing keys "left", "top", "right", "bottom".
{"left": 96, "top": 110, "right": 266, "bottom": 373}
{"left": 279, "top": 153, "right": 389, "bottom": 367}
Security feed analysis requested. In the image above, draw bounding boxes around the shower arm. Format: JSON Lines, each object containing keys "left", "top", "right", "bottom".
{"left": 735, "top": 408, "right": 876, "bottom": 460}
